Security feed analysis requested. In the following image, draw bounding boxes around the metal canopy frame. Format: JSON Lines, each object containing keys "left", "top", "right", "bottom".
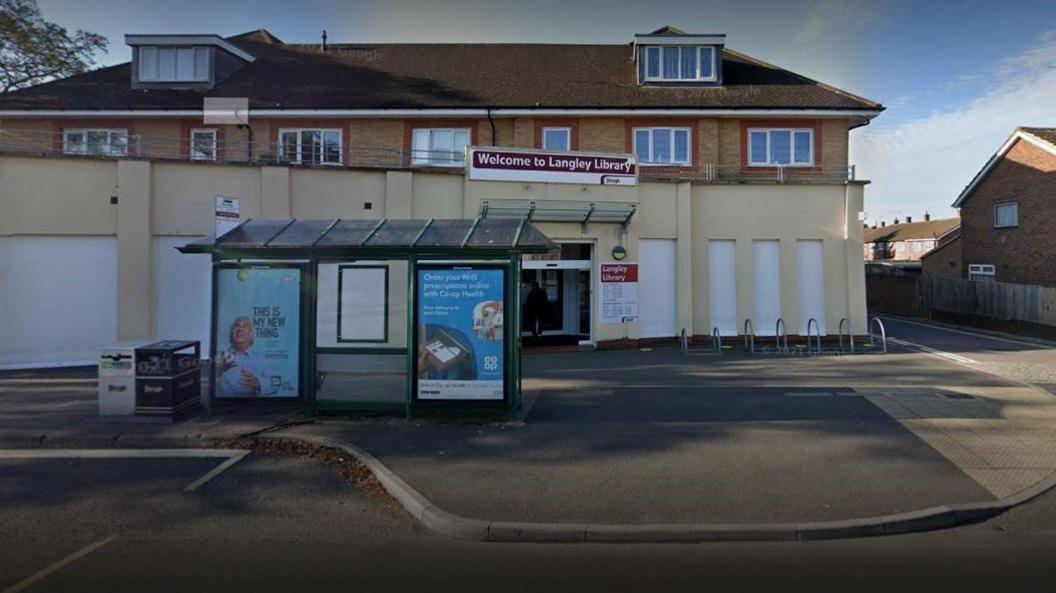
{"left": 183, "top": 217, "right": 553, "bottom": 418}
{"left": 478, "top": 199, "right": 638, "bottom": 231}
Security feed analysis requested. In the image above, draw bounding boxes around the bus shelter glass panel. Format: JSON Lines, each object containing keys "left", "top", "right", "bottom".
{"left": 315, "top": 260, "right": 408, "bottom": 406}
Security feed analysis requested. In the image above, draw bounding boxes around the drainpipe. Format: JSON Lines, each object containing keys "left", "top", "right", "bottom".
{"left": 486, "top": 107, "right": 496, "bottom": 146}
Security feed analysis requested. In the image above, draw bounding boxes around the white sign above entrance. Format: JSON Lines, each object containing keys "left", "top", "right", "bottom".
{"left": 468, "top": 147, "right": 637, "bottom": 186}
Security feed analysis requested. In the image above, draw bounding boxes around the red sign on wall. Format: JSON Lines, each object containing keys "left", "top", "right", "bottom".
{"left": 599, "top": 263, "right": 638, "bottom": 323}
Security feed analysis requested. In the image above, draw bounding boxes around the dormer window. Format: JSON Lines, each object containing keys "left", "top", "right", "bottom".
{"left": 635, "top": 28, "right": 724, "bottom": 86}
{"left": 138, "top": 46, "right": 209, "bottom": 82}
{"left": 643, "top": 46, "right": 716, "bottom": 82}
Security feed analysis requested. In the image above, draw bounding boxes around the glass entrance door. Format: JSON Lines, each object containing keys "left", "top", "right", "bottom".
{"left": 521, "top": 243, "right": 593, "bottom": 346}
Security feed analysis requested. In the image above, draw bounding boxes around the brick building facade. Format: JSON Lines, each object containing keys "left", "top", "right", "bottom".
{"left": 953, "top": 128, "right": 1056, "bottom": 286}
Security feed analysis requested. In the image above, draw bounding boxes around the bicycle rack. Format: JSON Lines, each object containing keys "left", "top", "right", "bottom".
{"left": 775, "top": 318, "right": 789, "bottom": 354}
{"left": 868, "top": 317, "right": 888, "bottom": 353}
{"left": 806, "top": 318, "right": 822, "bottom": 356}
{"left": 743, "top": 319, "right": 755, "bottom": 353}
{"left": 680, "top": 328, "right": 689, "bottom": 353}
{"left": 839, "top": 318, "right": 855, "bottom": 354}
{"left": 712, "top": 327, "right": 722, "bottom": 354}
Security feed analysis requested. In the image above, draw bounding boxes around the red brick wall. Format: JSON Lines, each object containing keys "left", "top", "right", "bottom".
{"left": 921, "top": 236, "right": 962, "bottom": 279}
{"left": 959, "top": 138, "right": 1056, "bottom": 286}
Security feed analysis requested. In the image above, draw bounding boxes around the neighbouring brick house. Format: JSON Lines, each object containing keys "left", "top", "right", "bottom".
{"left": 863, "top": 215, "right": 959, "bottom": 269}
{"left": 919, "top": 224, "right": 962, "bottom": 278}
{"left": 952, "top": 127, "right": 1056, "bottom": 286}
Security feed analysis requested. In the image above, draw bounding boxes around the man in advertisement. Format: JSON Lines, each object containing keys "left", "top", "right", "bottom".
{"left": 216, "top": 316, "right": 276, "bottom": 397}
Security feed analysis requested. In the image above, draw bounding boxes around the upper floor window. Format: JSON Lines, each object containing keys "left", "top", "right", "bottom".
{"left": 541, "top": 127, "right": 571, "bottom": 151}
{"left": 190, "top": 129, "right": 217, "bottom": 161}
{"left": 411, "top": 128, "right": 470, "bottom": 166}
{"left": 62, "top": 129, "right": 128, "bottom": 156}
{"left": 748, "top": 128, "right": 813, "bottom": 166}
{"left": 138, "top": 46, "right": 209, "bottom": 82}
{"left": 994, "top": 202, "right": 1018, "bottom": 228}
{"left": 643, "top": 45, "right": 716, "bottom": 82}
{"left": 633, "top": 127, "right": 691, "bottom": 166}
{"left": 968, "top": 264, "right": 995, "bottom": 282}
{"left": 279, "top": 129, "right": 342, "bottom": 165}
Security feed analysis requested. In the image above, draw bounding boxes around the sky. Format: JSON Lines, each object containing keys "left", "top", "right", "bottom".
{"left": 35, "top": 0, "right": 1056, "bottom": 223}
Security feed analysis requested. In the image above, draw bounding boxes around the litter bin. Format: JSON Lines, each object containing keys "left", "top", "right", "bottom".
{"left": 98, "top": 341, "right": 153, "bottom": 417}
{"left": 134, "top": 340, "right": 201, "bottom": 420}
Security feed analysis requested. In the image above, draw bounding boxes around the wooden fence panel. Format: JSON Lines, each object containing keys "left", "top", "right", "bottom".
{"left": 900, "top": 273, "right": 1056, "bottom": 328}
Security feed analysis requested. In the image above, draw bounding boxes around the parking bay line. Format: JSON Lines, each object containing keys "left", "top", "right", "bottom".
{"left": 2, "top": 536, "right": 115, "bottom": 593}
{"left": 0, "top": 448, "right": 250, "bottom": 492}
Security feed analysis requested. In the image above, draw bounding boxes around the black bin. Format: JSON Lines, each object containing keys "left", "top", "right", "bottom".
{"left": 135, "top": 340, "right": 201, "bottom": 420}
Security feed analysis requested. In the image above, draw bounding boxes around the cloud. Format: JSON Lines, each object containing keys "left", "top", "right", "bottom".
{"left": 850, "top": 28, "right": 1056, "bottom": 223}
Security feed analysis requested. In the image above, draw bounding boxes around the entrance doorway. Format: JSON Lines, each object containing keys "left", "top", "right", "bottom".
{"left": 521, "top": 242, "right": 592, "bottom": 347}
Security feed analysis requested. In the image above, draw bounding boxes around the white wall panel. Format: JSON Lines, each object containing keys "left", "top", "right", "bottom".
{"left": 0, "top": 236, "right": 117, "bottom": 368}
{"left": 638, "top": 239, "right": 677, "bottom": 338}
{"left": 154, "top": 236, "right": 211, "bottom": 354}
{"left": 752, "top": 240, "right": 781, "bottom": 336}
{"left": 708, "top": 240, "right": 738, "bottom": 336}
{"left": 797, "top": 240, "right": 827, "bottom": 335}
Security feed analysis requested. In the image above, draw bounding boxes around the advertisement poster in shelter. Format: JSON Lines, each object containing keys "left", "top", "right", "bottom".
{"left": 416, "top": 266, "right": 505, "bottom": 401}
{"left": 214, "top": 266, "right": 301, "bottom": 398}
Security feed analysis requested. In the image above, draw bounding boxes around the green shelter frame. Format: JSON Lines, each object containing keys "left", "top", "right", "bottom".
{"left": 179, "top": 217, "right": 556, "bottom": 418}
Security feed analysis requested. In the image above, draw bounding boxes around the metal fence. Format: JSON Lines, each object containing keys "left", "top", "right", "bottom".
{"left": 0, "top": 125, "right": 856, "bottom": 183}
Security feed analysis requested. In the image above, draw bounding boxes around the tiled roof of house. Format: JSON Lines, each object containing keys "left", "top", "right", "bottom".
{"left": 864, "top": 217, "right": 960, "bottom": 243}
{"left": 0, "top": 29, "right": 883, "bottom": 112}
{"left": 1020, "top": 127, "right": 1056, "bottom": 146}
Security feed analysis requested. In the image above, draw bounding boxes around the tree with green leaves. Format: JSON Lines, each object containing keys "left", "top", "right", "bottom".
{"left": 0, "top": 0, "right": 108, "bottom": 94}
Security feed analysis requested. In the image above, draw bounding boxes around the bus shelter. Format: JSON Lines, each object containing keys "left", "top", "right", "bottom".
{"left": 178, "top": 217, "right": 555, "bottom": 417}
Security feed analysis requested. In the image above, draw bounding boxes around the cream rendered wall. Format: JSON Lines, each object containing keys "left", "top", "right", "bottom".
{"left": 290, "top": 167, "right": 386, "bottom": 219}
{"left": 0, "top": 156, "right": 118, "bottom": 235}
{"left": 152, "top": 162, "right": 262, "bottom": 235}
{"left": 691, "top": 183, "right": 864, "bottom": 337}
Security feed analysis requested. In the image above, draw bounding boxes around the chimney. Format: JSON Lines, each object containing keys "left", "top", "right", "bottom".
{"left": 906, "top": 215, "right": 912, "bottom": 223}
{"left": 881, "top": 220, "right": 886, "bottom": 227}
{"left": 321, "top": 30, "right": 328, "bottom": 52}
{"left": 894, "top": 217, "right": 900, "bottom": 225}
{"left": 924, "top": 211, "right": 931, "bottom": 221}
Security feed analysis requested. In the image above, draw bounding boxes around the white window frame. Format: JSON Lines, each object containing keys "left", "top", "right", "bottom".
{"left": 138, "top": 46, "right": 210, "bottom": 82}
{"left": 61, "top": 129, "right": 129, "bottom": 156}
{"left": 632, "top": 127, "right": 692, "bottom": 166}
{"left": 190, "top": 128, "right": 218, "bottom": 161}
{"left": 541, "top": 126, "right": 572, "bottom": 151}
{"left": 411, "top": 127, "right": 471, "bottom": 167}
{"left": 747, "top": 127, "right": 815, "bottom": 167}
{"left": 642, "top": 45, "right": 717, "bottom": 82}
{"left": 277, "top": 128, "right": 343, "bottom": 166}
{"left": 968, "top": 264, "right": 996, "bottom": 282}
{"left": 993, "top": 201, "right": 1019, "bottom": 229}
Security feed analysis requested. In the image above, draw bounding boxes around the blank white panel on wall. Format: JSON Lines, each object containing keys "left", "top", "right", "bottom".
{"left": 155, "top": 236, "right": 212, "bottom": 355}
{"left": 638, "top": 239, "right": 677, "bottom": 338}
{"left": 0, "top": 236, "right": 117, "bottom": 368}
{"left": 752, "top": 240, "right": 781, "bottom": 337}
{"left": 708, "top": 240, "right": 737, "bottom": 336}
{"left": 338, "top": 265, "right": 388, "bottom": 342}
{"left": 797, "top": 240, "right": 827, "bottom": 335}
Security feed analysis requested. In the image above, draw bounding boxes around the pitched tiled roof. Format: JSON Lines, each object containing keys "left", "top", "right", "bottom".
{"left": 0, "top": 30, "right": 883, "bottom": 112}
{"left": 864, "top": 218, "right": 960, "bottom": 243}
{"left": 1020, "top": 127, "right": 1056, "bottom": 146}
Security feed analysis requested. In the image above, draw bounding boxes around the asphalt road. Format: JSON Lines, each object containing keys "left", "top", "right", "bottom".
{"left": 2, "top": 449, "right": 1056, "bottom": 593}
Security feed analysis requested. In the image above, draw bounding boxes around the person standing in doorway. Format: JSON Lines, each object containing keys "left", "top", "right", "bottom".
{"left": 525, "top": 281, "right": 548, "bottom": 338}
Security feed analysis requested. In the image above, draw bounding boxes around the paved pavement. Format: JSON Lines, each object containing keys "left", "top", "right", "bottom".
{"left": 2, "top": 449, "right": 1056, "bottom": 592}
{"left": 868, "top": 316, "right": 1056, "bottom": 497}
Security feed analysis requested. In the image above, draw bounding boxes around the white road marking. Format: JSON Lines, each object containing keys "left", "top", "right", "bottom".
{"left": 887, "top": 337, "right": 980, "bottom": 365}
{"left": 183, "top": 450, "right": 250, "bottom": 492}
{"left": 1, "top": 536, "right": 115, "bottom": 593}
{"left": 0, "top": 448, "right": 251, "bottom": 492}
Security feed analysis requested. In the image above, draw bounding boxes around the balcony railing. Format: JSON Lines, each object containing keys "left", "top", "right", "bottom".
{"left": 0, "top": 127, "right": 857, "bottom": 183}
